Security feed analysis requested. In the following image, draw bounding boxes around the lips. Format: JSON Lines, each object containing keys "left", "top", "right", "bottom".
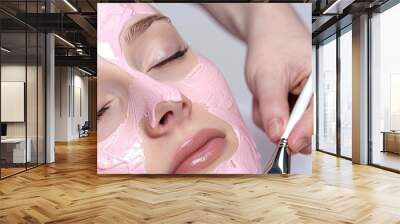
{"left": 171, "top": 129, "right": 226, "bottom": 174}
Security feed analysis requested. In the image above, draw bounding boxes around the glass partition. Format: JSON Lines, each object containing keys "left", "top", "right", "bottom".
{"left": 370, "top": 3, "right": 400, "bottom": 171}
{"left": 27, "top": 0, "right": 39, "bottom": 168}
{"left": 339, "top": 27, "right": 352, "bottom": 158}
{"left": 1, "top": 30, "right": 28, "bottom": 177}
{"left": 38, "top": 32, "right": 45, "bottom": 165}
{"left": 0, "top": 1, "right": 46, "bottom": 179}
{"left": 317, "top": 35, "right": 337, "bottom": 155}
{"left": 27, "top": 30, "right": 38, "bottom": 169}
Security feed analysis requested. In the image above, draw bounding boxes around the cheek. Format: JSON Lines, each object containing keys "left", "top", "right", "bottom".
{"left": 195, "top": 104, "right": 239, "bottom": 159}
{"left": 139, "top": 132, "right": 179, "bottom": 173}
{"left": 171, "top": 58, "right": 235, "bottom": 112}
{"left": 98, "top": 98, "right": 128, "bottom": 142}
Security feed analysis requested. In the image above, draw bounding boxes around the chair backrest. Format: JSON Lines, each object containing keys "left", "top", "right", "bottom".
{"left": 82, "top": 121, "right": 90, "bottom": 129}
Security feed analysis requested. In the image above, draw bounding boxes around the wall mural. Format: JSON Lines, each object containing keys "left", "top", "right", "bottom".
{"left": 97, "top": 3, "right": 313, "bottom": 174}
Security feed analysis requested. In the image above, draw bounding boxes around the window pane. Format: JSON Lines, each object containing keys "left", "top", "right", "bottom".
{"left": 371, "top": 3, "right": 400, "bottom": 171}
{"left": 318, "top": 37, "right": 337, "bottom": 154}
{"left": 27, "top": 31, "right": 38, "bottom": 169}
{"left": 340, "top": 29, "right": 352, "bottom": 158}
{"left": 1, "top": 30, "right": 28, "bottom": 177}
{"left": 38, "top": 32, "right": 45, "bottom": 165}
{"left": 0, "top": 0, "right": 46, "bottom": 179}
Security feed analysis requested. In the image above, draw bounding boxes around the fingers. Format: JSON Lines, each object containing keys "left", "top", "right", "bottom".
{"left": 288, "top": 98, "right": 314, "bottom": 154}
{"left": 252, "top": 97, "right": 263, "bottom": 130}
{"left": 255, "top": 70, "right": 290, "bottom": 143}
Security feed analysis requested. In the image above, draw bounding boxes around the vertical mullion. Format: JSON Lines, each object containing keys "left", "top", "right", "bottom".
{"left": 73, "top": 68, "right": 75, "bottom": 118}
{"left": 59, "top": 67, "right": 61, "bottom": 117}
{"left": 25, "top": 0, "right": 28, "bottom": 171}
{"left": 367, "top": 11, "right": 373, "bottom": 165}
{"left": 0, "top": 21, "right": 2, "bottom": 179}
{"left": 44, "top": 0, "right": 47, "bottom": 164}
{"left": 316, "top": 45, "right": 320, "bottom": 151}
{"left": 336, "top": 29, "right": 341, "bottom": 157}
{"left": 68, "top": 69, "right": 71, "bottom": 118}
{"left": 36, "top": 0, "right": 39, "bottom": 167}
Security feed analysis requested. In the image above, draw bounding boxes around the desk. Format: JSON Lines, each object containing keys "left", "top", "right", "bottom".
{"left": 381, "top": 131, "right": 400, "bottom": 154}
{"left": 1, "top": 138, "right": 31, "bottom": 163}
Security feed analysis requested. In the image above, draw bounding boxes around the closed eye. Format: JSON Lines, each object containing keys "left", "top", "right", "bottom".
{"left": 97, "top": 101, "right": 111, "bottom": 120}
{"left": 147, "top": 46, "right": 188, "bottom": 72}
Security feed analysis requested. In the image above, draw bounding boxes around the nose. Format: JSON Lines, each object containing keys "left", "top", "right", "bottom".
{"left": 145, "top": 95, "right": 192, "bottom": 138}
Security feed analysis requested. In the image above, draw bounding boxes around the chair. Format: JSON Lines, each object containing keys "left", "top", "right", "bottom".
{"left": 79, "top": 121, "right": 90, "bottom": 138}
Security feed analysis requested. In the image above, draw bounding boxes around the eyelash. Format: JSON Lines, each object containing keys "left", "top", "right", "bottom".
{"left": 147, "top": 46, "right": 188, "bottom": 72}
{"left": 97, "top": 102, "right": 111, "bottom": 120}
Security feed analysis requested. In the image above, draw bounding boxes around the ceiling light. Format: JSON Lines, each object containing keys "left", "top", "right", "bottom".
{"left": 76, "top": 48, "right": 85, "bottom": 55}
{"left": 63, "top": 0, "right": 78, "bottom": 12}
{"left": 323, "top": 0, "right": 341, "bottom": 14}
{"left": 54, "top": 34, "right": 75, "bottom": 48}
{"left": 1, "top": 47, "right": 11, "bottom": 53}
{"left": 322, "top": 0, "right": 354, "bottom": 15}
{"left": 78, "top": 67, "right": 93, "bottom": 76}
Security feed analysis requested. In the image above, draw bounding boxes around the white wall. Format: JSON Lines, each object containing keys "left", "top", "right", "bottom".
{"left": 1, "top": 82, "right": 24, "bottom": 122}
{"left": 1, "top": 66, "right": 26, "bottom": 126}
{"left": 1, "top": 65, "right": 38, "bottom": 137}
{"left": 1, "top": 63, "right": 46, "bottom": 164}
{"left": 55, "top": 66, "right": 68, "bottom": 141}
{"left": 71, "top": 73, "right": 89, "bottom": 138}
{"left": 54, "top": 67, "right": 89, "bottom": 141}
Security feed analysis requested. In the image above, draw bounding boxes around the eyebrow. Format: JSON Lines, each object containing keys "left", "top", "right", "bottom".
{"left": 123, "top": 14, "right": 170, "bottom": 43}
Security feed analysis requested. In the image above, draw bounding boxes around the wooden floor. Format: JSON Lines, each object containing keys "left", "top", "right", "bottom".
{"left": 0, "top": 167, "right": 26, "bottom": 178}
{"left": 1, "top": 135, "right": 400, "bottom": 223}
{"left": 1, "top": 163, "right": 43, "bottom": 178}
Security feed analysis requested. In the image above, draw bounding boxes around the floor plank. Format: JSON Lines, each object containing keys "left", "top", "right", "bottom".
{"left": 0, "top": 135, "right": 399, "bottom": 223}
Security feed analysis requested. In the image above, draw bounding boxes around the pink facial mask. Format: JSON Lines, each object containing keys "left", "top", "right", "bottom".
{"left": 97, "top": 3, "right": 260, "bottom": 174}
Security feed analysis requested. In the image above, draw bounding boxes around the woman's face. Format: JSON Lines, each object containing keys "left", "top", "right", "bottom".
{"left": 97, "top": 3, "right": 260, "bottom": 174}
{"left": 98, "top": 14, "right": 239, "bottom": 174}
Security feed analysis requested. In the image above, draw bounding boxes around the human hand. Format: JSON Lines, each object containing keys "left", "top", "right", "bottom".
{"left": 201, "top": 3, "right": 313, "bottom": 154}
{"left": 244, "top": 4, "right": 313, "bottom": 154}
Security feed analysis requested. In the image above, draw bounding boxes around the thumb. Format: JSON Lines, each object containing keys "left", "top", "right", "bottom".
{"left": 254, "top": 70, "right": 290, "bottom": 143}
